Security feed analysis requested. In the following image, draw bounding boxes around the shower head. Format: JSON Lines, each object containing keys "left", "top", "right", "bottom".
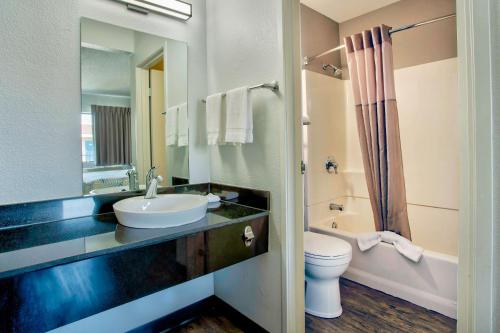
{"left": 322, "top": 64, "right": 343, "bottom": 77}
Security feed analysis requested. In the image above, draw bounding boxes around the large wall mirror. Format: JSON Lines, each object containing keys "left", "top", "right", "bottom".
{"left": 80, "top": 18, "right": 189, "bottom": 196}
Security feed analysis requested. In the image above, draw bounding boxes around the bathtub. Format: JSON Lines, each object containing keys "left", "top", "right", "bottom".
{"left": 309, "top": 212, "right": 458, "bottom": 319}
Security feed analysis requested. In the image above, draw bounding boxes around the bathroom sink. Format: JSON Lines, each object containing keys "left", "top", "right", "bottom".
{"left": 113, "top": 194, "right": 208, "bottom": 228}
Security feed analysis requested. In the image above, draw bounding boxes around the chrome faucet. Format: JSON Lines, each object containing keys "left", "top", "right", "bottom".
{"left": 127, "top": 166, "right": 139, "bottom": 191}
{"left": 329, "top": 203, "right": 344, "bottom": 211}
{"left": 145, "top": 167, "right": 163, "bottom": 199}
{"left": 145, "top": 175, "right": 163, "bottom": 199}
{"left": 146, "top": 167, "right": 157, "bottom": 192}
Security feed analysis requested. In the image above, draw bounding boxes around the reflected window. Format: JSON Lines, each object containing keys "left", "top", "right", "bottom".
{"left": 81, "top": 113, "right": 95, "bottom": 166}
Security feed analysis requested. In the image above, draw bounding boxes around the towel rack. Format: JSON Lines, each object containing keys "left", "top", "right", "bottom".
{"left": 202, "top": 80, "right": 279, "bottom": 103}
{"left": 161, "top": 106, "right": 180, "bottom": 115}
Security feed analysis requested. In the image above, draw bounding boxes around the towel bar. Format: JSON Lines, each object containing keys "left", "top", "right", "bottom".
{"left": 202, "top": 80, "right": 279, "bottom": 103}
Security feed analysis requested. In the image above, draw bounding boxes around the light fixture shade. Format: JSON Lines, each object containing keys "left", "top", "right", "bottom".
{"left": 113, "top": 0, "right": 192, "bottom": 20}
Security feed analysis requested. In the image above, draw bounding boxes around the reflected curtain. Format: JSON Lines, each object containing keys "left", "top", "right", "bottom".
{"left": 91, "top": 105, "right": 131, "bottom": 166}
{"left": 344, "top": 25, "right": 411, "bottom": 240}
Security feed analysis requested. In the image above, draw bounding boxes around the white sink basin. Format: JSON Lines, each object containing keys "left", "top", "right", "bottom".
{"left": 113, "top": 194, "right": 208, "bottom": 228}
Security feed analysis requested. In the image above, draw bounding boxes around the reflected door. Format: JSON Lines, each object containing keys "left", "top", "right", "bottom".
{"left": 150, "top": 69, "right": 167, "bottom": 179}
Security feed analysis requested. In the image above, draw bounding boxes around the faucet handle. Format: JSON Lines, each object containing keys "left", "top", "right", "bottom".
{"left": 325, "top": 157, "right": 339, "bottom": 174}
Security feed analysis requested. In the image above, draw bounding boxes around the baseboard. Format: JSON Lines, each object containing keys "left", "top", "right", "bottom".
{"left": 128, "top": 296, "right": 268, "bottom": 333}
{"left": 343, "top": 267, "right": 457, "bottom": 319}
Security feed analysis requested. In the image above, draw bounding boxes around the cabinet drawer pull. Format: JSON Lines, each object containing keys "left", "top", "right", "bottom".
{"left": 242, "top": 226, "right": 255, "bottom": 247}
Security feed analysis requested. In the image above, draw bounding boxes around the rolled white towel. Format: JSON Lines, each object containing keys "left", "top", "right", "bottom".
{"left": 380, "top": 231, "right": 424, "bottom": 263}
{"left": 357, "top": 232, "right": 381, "bottom": 252}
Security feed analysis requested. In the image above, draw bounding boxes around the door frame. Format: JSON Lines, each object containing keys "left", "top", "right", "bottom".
{"left": 456, "top": 0, "right": 496, "bottom": 331}
{"left": 281, "top": 0, "right": 497, "bottom": 332}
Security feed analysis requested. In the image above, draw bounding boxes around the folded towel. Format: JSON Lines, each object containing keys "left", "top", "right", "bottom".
{"left": 206, "top": 93, "right": 224, "bottom": 145}
{"left": 392, "top": 237, "right": 424, "bottom": 263}
{"left": 177, "top": 103, "right": 189, "bottom": 147}
{"left": 165, "top": 106, "right": 178, "bottom": 146}
{"left": 357, "top": 231, "right": 424, "bottom": 263}
{"left": 225, "top": 87, "right": 253, "bottom": 144}
{"left": 357, "top": 232, "right": 382, "bottom": 251}
{"left": 379, "top": 231, "right": 401, "bottom": 244}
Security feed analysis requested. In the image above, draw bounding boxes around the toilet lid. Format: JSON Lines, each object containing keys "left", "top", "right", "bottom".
{"left": 304, "top": 231, "right": 351, "bottom": 258}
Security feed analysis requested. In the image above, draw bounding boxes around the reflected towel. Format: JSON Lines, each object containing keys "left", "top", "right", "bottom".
{"left": 177, "top": 103, "right": 189, "bottom": 147}
{"left": 225, "top": 87, "right": 253, "bottom": 144}
{"left": 166, "top": 106, "right": 178, "bottom": 146}
{"left": 206, "top": 93, "right": 224, "bottom": 145}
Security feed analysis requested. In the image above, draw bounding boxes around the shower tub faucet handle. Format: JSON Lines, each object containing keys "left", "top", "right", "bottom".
{"left": 325, "top": 157, "right": 339, "bottom": 174}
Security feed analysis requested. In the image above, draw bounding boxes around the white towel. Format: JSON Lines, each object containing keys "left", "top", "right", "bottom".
{"left": 392, "top": 236, "right": 424, "bottom": 263}
{"left": 379, "top": 231, "right": 402, "bottom": 244}
{"left": 177, "top": 103, "right": 189, "bottom": 147}
{"left": 225, "top": 87, "right": 253, "bottom": 144}
{"left": 165, "top": 106, "right": 178, "bottom": 146}
{"left": 357, "top": 232, "right": 381, "bottom": 251}
{"left": 356, "top": 231, "right": 424, "bottom": 263}
{"left": 206, "top": 93, "right": 224, "bottom": 145}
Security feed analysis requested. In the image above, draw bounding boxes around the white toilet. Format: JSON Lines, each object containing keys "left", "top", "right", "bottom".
{"left": 304, "top": 231, "right": 352, "bottom": 318}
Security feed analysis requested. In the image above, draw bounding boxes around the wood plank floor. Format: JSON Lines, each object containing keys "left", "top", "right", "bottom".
{"left": 306, "top": 279, "right": 457, "bottom": 333}
{"left": 169, "top": 314, "right": 243, "bottom": 333}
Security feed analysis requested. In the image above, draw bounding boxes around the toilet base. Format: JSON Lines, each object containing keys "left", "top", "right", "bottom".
{"left": 305, "top": 307, "right": 342, "bottom": 319}
{"left": 305, "top": 276, "right": 343, "bottom": 318}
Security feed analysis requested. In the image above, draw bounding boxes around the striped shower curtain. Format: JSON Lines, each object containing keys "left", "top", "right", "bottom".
{"left": 344, "top": 25, "right": 411, "bottom": 240}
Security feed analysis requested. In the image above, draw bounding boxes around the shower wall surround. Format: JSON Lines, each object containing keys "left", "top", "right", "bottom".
{"left": 303, "top": 58, "right": 459, "bottom": 256}
{"left": 301, "top": 0, "right": 459, "bottom": 255}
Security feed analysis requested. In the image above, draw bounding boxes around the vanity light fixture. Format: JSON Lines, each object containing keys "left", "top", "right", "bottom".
{"left": 113, "top": 0, "right": 192, "bottom": 20}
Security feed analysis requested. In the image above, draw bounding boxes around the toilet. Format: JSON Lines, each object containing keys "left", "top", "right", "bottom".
{"left": 304, "top": 231, "right": 352, "bottom": 318}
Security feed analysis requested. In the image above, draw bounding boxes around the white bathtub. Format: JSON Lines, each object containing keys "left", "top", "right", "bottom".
{"left": 309, "top": 214, "right": 458, "bottom": 319}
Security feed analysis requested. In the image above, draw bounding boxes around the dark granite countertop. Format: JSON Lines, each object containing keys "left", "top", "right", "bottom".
{"left": 0, "top": 201, "right": 268, "bottom": 279}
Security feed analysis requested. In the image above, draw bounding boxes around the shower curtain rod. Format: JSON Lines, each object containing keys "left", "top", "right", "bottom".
{"left": 303, "top": 13, "right": 456, "bottom": 66}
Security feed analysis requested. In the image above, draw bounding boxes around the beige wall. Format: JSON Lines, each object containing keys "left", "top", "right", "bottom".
{"left": 339, "top": 0, "right": 457, "bottom": 71}
{"left": 300, "top": 4, "right": 340, "bottom": 77}
{"left": 304, "top": 58, "right": 459, "bottom": 256}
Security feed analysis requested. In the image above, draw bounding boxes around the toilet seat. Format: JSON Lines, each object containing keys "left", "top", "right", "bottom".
{"left": 304, "top": 232, "right": 352, "bottom": 266}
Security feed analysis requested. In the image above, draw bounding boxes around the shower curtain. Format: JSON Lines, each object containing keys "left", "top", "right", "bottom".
{"left": 344, "top": 25, "right": 411, "bottom": 240}
{"left": 91, "top": 105, "right": 132, "bottom": 166}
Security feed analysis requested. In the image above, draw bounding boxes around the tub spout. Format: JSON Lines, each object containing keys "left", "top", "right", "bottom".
{"left": 330, "top": 203, "right": 344, "bottom": 211}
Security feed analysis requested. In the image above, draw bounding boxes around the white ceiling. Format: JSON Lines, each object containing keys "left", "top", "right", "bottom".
{"left": 300, "top": 0, "right": 401, "bottom": 23}
{"left": 81, "top": 47, "right": 132, "bottom": 96}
